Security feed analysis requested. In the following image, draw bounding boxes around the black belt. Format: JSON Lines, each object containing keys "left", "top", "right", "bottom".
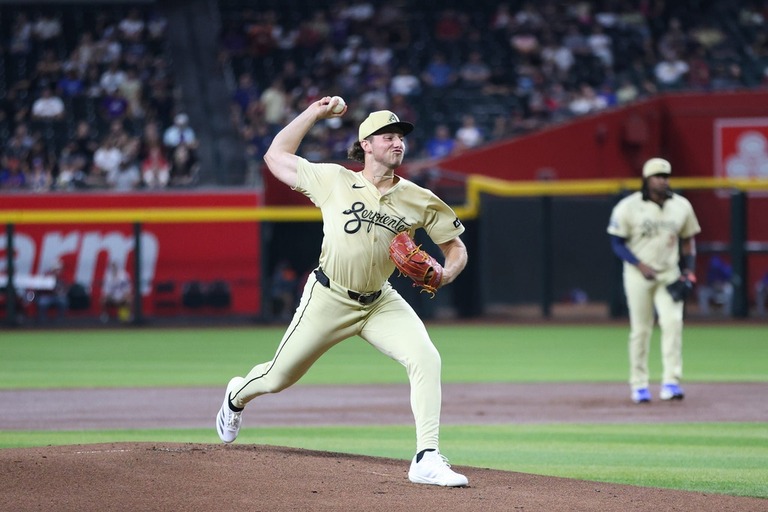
{"left": 314, "top": 268, "right": 382, "bottom": 305}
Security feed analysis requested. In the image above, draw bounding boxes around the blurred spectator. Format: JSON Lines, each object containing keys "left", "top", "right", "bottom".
{"left": 596, "top": 82, "right": 618, "bottom": 107}
{"left": 657, "top": 17, "right": 688, "bottom": 59}
{"left": 100, "top": 61, "right": 127, "bottom": 95}
{"left": 147, "top": 79, "right": 175, "bottom": 123}
{"left": 541, "top": 34, "right": 576, "bottom": 83}
{"left": 246, "top": 9, "right": 279, "bottom": 55}
{"left": 489, "top": 3, "right": 513, "bottom": 33}
{"left": 219, "top": 19, "right": 247, "bottom": 60}
{"left": 425, "top": 124, "right": 456, "bottom": 159}
{"left": 0, "top": 153, "right": 27, "bottom": 190}
{"left": 7, "top": 123, "right": 36, "bottom": 158}
{"left": 169, "top": 145, "right": 199, "bottom": 187}
{"left": 280, "top": 60, "right": 304, "bottom": 99}
{"left": 1, "top": 87, "right": 30, "bottom": 130}
{"left": 119, "top": 67, "right": 145, "bottom": 119}
{"left": 458, "top": 51, "right": 492, "bottom": 88}
{"left": 510, "top": 28, "right": 540, "bottom": 57}
{"left": 587, "top": 24, "right": 613, "bottom": 68}
{"left": 9, "top": 12, "right": 33, "bottom": 55}
{"left": 232, "top": 72, "right": 260, "bottom": 115}
{"left": 107, "top": 141, "right": 142, "bottom": 191}
{"left": 69, "top": 32, "right": 98, "bottom": 77}
{"left": 100, "top": 261, "right": 133, "bottom": 323}
{"left": 421, "top": 52, "right": 457, "bottom": 89}
{"left": 146, "top": 10, "right": 168, "bottom": 48}
{"left": 71, "top": 120, "right": 99, "bottom": 173}
{"left": 163, "top": 113, "right": 198, "bottom": 150}
{"left": 292, "top": 76, "right": 321, "bottom": 110}
{"left": 31, "top": 87, "right": 65, "bottom": 120}
{"left": 100, "top": 88, "right": 130, "bottom": 122}
{"left": 686, "top": 46, "right": 712, "bottom": 90}
{"left": 91, "top": 134, "right": 124, "bottom": 188}
{"left": 25, "top": 140, "right": 55, "bottom": 181}
{"left": 242, "top": 121, "right": 272, "bottom": 184}
{"left": 359, "top": 79, "right": 389, "bottom": 112}
{"left": 697, "top": 256, "right": 734, "bottom": 316}
{"left": 141, "top": 144, "right": 170, "bottom": 189}
{"left": 107, "top": 156, "right": 142, "bottom": 191}
{"left": 711, "top": 61, "right": 745, "bottom": 90}
{"left": 57, "top": 67, "right": 86, "bottom": 98}
{"left": 55, "top": 145, "right": 88, "bottom": 190}
{"left": 94, "top": 29, "right": 123, "bottom": 65}
{"left": 84, "top": 65, "right": 105, "bottom": 97}
{"left": 117, "top": 7, "right": 146, "bottom": 43}
{"left": 32, "top": 13, "right": 63, "bottom": 45}
{"left": 27, "top": 154, "right": 53, "bottom": 192}
{"left": 455, "top": 114, "right": 484, "bottom": 149}
{"left": 34, "top": 49, "right": 63, "bottom": 89}
{"left": 260, "top": 78, "right": 289, "bottom": 130}
{"left": 36, "top": 260, "right": 68, "bottom": 323}
{"left": 368, "top": 36, "right": 394, "bottom": 73}
{"left": 543, "top": 82, "right": 571, "bottom": 122}
{"left": 568, "top": 84, "right": 608, "bottom": 115}
{"left": 562, "top": 23, "right": 591, "bottom": 58}
{"left": 433, "top": 9, "right": 467, "bottom": 45}
{"left": 616, "top": 79, "right": 640, "bottom": 104}
{"left": 654, "top": 52, "right": 690, "bottom": 90}
{"left": 390, "top": 65, "right": 422, "bottom": 97}
{"left": 140, "top": 120, "right": 163, "bottom": 153}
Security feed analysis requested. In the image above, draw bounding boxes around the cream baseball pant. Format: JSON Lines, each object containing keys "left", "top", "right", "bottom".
{"left": 229, "top": 270, "right": 442, "bottom": 453}
{"left": 623, "top": 267, "right": 685, "bottom": 390}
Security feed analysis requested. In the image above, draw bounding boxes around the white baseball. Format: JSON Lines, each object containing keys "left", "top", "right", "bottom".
{"left": 331, "top": 96, "right": 346, "bottom": 114}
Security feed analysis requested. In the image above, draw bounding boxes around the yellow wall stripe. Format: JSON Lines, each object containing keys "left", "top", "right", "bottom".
{"left": 1, "top": 177, "right": 767, "bottom": 224}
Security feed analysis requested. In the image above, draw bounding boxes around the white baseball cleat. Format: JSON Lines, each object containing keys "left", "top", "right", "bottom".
{"left": 216, "top": 377, "right": 245, "bottom": 444}
{"left": 408, "top": 450, "right": 469, "bottom": 487}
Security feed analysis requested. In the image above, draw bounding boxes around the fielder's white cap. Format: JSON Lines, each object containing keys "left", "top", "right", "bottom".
{"left": 642, "top": 157, "right": 672, "bottom": 178}
{"left": 358, "top": 110, "right": 414, "bottom": 141}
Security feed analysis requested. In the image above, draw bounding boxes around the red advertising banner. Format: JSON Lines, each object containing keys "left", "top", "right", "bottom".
{"left": 714, "top": 118, "right": 768, "bottom": 179}
{"left": 1, "top": 191, "right": 262, "bottom": 317}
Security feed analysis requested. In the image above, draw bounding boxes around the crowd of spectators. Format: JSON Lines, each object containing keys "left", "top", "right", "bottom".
{"left": 2, "top": 2, "right": 768, "bottom": 192}
{"left": 217, "top": 0, "right": 768, "bottom": 183}
{"left": 0, "top": 5, "right": 197, "bottom": 192}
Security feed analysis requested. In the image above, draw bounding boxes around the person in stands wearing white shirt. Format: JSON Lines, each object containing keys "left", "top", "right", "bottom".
{"left": 31, "top": 87, "right": 65, "bottom": 120}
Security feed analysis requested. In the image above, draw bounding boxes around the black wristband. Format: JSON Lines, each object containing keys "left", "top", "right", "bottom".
{"left": 682, "top": 253, "right": 696, "bottom": 273}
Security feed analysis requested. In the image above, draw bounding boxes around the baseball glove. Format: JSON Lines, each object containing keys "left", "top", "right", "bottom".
{"left": 389, "top": 231, "right": 443, "bottom": 297}
{"left": 667, "top": 273, "right": 697, "bottom": 302}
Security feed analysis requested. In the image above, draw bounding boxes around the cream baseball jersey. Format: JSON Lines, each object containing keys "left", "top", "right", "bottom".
{"left": 295, "top": 157, "right": 464, "bottom": 293}
{"left": 608, "top": 191, "right": 701, "bottom": 272}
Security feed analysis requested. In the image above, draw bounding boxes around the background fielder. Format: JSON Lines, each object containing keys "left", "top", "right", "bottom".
{"left": 216, "top": 96, "right": 470, "bottom": 487}
{"left": 608, "top": 157, "right": 701, "bottom": 404}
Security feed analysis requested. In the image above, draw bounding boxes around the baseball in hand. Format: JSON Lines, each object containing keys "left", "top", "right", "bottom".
{"left": 330, "top": 96, "right": 346, "bottom": 114}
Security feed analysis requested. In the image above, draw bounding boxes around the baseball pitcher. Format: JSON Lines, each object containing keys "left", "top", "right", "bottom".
{"left": 216, "top": 96, "right": 469, "bottom": 487}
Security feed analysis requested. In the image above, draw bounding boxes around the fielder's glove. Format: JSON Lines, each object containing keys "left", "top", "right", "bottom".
{"left": 667, "top": 273, "right": 697, "bottom": 302}
{"left": 389, "top": 231, "right": 443, "bottom": 297}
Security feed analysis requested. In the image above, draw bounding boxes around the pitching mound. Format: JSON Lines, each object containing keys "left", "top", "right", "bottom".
{"left": 1, "top": 442, "right": 765, "bottom": 512}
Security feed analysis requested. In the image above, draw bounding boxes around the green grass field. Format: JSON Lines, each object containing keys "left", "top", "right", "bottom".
{"left": 1, "top": 324, "right": 767, "bottom": 498}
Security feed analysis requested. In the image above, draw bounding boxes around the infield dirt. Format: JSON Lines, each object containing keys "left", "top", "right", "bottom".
{"left": 1, "top": 382, "right": 766, "bottom": 511}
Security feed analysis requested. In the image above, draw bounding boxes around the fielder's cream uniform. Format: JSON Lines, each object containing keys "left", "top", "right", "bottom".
{"left": 229, "top": 157, "right": 464, "bottom": 453}
{"left": 608, "top": 191, "right": 701, "bottom": 390}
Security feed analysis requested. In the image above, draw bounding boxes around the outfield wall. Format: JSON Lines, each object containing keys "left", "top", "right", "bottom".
{"left": 1, "top": 191, "right": 262, "bottom": 321}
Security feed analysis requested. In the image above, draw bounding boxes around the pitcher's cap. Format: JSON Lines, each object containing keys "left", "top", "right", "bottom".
{"left": 359, "top": 110, "right": 414, "bottom": 141}
{"left": 642, "top": 157, "right": 672, "bottom": 178}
